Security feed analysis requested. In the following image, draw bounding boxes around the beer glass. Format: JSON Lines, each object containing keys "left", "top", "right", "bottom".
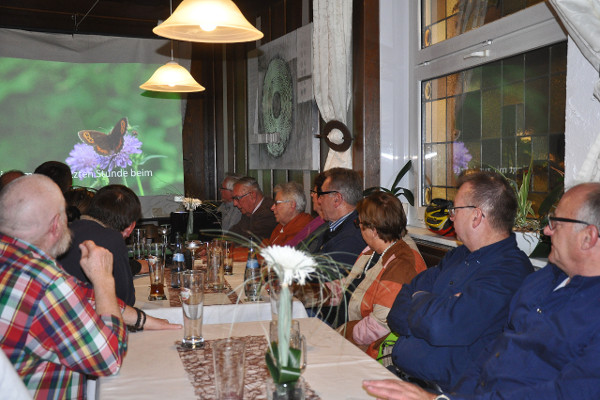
{"left": 180, "top": 270, "right": 204, "bottom": 349}
{"left": 147, "top": 243, "right": 166, "bottom": 301}
{"left": 207, "top": 240, "right": 225, "bottom": 290}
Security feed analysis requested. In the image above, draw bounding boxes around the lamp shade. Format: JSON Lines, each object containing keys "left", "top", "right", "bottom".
{"left": 140, "top": 61, "right": 205, "bottom": 92}
{"left": 153, "top": 0, "right": 264, "bottom": 43}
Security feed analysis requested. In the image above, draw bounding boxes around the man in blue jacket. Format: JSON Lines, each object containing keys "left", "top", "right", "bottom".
{"left": 364, "top": 182, "right": 600, "bottom": 400}
{"left": 385, "top": 171, "right": 533, "bottom": 392}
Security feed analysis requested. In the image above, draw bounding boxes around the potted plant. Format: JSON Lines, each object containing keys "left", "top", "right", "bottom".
{"left": 364, "top": 160, "right": 414, "bottom": 206}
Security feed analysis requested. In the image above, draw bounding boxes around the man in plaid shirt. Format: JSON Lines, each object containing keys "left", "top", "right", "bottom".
{"left": 0, "top": 175, "right": 174, "bottom": 398}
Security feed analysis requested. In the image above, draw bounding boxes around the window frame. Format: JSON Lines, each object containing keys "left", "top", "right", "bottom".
{"left": 408, "top": 1, "right": 566, "bottom": 225}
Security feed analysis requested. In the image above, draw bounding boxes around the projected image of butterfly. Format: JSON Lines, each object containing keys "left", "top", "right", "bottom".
{"left": 66, "top": 117, "right": 143, "bottom": 179}
{"left": 78, "top": 117, "right": 128, "bottom": 156}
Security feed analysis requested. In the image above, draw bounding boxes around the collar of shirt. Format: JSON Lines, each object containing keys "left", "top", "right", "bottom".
{"left": 329, "top": 211, "right": 354, "bottom": 232}
{"left": 252, "top": 198, "right": 264, "bottom": 215}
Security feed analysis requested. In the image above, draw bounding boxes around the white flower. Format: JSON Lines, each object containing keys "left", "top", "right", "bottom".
{"left": 182, "top": 197, "right": 203, "bottom": 210}
{"left": 260, "top": 245, "right": 317, "bottom": 286}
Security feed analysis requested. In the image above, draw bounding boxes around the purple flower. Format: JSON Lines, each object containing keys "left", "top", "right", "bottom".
{"left": 98, "top": 135, "right": 143, "bottom": 171}
{"left": 453, "top": 141, "right": 472, "bottom": 175}
{"left": 66, "top": 143, "right": 101, "bottom": 178}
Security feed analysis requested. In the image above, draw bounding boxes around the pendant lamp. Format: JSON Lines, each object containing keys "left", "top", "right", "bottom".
{"left": 153, "top": 0, "right": 264, "bottom": 43}
{"left": 139, "top": 60, "right": 205, "bottom": 92}
{"left": 140, "top": 0, "right": 205, "bottom": 93}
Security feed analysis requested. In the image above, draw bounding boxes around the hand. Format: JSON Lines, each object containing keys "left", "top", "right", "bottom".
{"left": 79, "top": 240, "right": 114, "bottom": 287}
{"left": 362, "top": 379, "right": 438, "bottom": 400}
{"left": 144, "top": 315, "right": 182, "bottom": 331}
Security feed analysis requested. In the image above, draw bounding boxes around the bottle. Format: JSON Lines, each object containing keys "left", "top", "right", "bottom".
{"left": 171, "top": 233, "right": 185, "bottom": 288}
{"left": 244, "top": 238, "right": 261, "bottom": 301}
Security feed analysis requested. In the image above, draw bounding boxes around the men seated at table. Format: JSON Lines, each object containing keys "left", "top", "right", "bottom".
{"left": 229, "top": 176, "right": 277, "bottom": 240}
{"left": 217, "top": 173, "right": 242, "bottom": 233}
{"left": 364, "top": 182, "right": 600, "bottom": 400}
{"left": 383, "top": 170, "right": 534, "bottom": 392}
{"left": 324, "top": 192, "right": 426, "bottom": 350}
{"left": 0, "top": 175, "right": 180, "bottom": 399}
{"left": 59, "top": 184, "right": 144, "bottom": 306}
{"left": 268, "top": 181, "right": 313, "bottom": 246}
{"left": 288, "top": 172, "right": 327, "bottom": 247}
{"left": 299, "top": 167, "right": 367, "bottom": 267}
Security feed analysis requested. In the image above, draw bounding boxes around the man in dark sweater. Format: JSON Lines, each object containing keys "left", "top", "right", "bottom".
{"left": 59, "top": 184, "right": 142, "bottom": 306}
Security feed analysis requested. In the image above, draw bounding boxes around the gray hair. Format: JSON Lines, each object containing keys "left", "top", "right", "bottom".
{"left": 223, "top": 173, "right": 243, "bottom": 190}
{"left": 235, "top": 176, "right": 262, "bottom": 195}
{"left": 325, "top": 168, "right": 363, "bottom": 206}
{"left": 576, "top": 183, "right": 600, "bottom": 229}
{"left": 275, "top": 181, "right": 306, "bottom": 212}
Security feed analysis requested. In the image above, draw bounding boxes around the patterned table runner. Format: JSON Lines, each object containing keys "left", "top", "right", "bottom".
{"left": 165, "top": 269, "right": 239, "bottom": 307}
{"left": 176, "top": 335, "right": 320, "bottom": 399}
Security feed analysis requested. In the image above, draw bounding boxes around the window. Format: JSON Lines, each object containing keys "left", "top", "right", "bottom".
{"left": 416, "top": 1, "right": 566, "bottom": 212}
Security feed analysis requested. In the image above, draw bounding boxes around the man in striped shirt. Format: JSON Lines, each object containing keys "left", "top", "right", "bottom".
{"left": 1, "top": 175, "right": 130, "bottom": 398}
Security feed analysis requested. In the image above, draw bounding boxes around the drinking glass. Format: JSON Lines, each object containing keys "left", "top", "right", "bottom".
{"left": 212, "top": 338, "right": 246, "bottom": 400}
{"left": 180, "top": 270, "right": 204, "bottom": 349}
{"left": 207, "top": 240, "right": 225, "bottom": 290}
{"left": 147, "top": 243, "right": 166, "bottom": 301}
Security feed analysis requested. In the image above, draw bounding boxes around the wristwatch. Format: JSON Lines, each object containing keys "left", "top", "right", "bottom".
{"left": 435, "top": 395, "right": 450, "bottom": 400}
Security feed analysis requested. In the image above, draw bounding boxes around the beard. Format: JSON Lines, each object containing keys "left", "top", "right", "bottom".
{"left": 49, "top": 222, "right": 73, "bottom": 259}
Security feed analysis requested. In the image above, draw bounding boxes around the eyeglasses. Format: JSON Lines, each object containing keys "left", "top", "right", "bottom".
{"left": 310, "top": 189, "right": 318, "bottom": 195}
{"left": 547, "top": 212, "right": 594, "bottom": 231}
{"left": 232, "top": 192, "right": 251, "bottom": 201}
{"left": 317, "top": 190, "right": 339, "bottom": 198}
{"left": 274, "top": 200, "right": 292, "bottom": 205}
{"left": 220, "top": 187, "right": 232, "bottom": 191}
{"left": 448, "top": 205, "right": 485, "bottom": 218}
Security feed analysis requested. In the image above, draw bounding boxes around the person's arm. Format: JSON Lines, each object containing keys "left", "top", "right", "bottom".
{"left": 122, "top": 306, "right": 182, "bottom": 330}
{"left": 406, "top": 258, "right": 529, "bottom": 346}
{"left": 31, "top": 241, "right": 127, "bottom": 377}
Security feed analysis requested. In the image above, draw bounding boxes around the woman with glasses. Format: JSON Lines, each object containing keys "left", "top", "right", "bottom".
{"left": 328, "top": 191, "right": 427, "bottom": 352}
{"left": 287, "top": 172, "right": 327, "bottom": 247}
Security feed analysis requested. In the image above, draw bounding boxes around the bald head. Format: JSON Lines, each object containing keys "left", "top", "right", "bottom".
{"left": 0, "top": 174, "right": 70, "bottom": 256}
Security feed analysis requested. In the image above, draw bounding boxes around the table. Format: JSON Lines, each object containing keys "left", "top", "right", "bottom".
{"left": 134, "top": 261, "right": 308, "bottom": 324}
{"left": 97, "top": 318, "right": 400, "bottom": 399}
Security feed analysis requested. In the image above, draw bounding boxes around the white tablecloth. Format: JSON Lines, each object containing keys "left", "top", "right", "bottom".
{"left": 97, "top": 318, "right": 399, "bottom": 399}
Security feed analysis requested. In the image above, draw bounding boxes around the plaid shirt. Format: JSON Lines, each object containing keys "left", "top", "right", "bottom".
{"left": 0, "top": 233, "right": 128, "bottom": 399}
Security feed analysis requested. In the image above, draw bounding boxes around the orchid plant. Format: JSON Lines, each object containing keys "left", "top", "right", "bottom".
{"left": 260, "top": 245, "right": 316, "bottom": 384}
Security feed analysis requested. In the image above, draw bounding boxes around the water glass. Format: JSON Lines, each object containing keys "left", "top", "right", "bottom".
{"left": 132, "top": 228, "right": 145, "bottom": 244}
{"left": 132, "top": 242, "right": 146, "bottom": 261}
{"left": 212, "top": 338, "right": 246, "bottom": 400}
{"left": 222, "top": 240, "right": 234, "bottom": 275}
{"left": 147, "top": 243, "right": 166, "bottom": 301}
{"left": 180, "top": 270, "right": 204, "bottom": 349}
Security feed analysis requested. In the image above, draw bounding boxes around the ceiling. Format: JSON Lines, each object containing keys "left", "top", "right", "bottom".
{"left": 0, "top": 0, "right": 259, "bottom": 39}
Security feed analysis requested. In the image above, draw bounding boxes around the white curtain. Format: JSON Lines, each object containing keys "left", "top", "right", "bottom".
{"left": 312, "top": 0, "right": 353, "bottom": 170}
{"left": 549, "top": 0, "right": 600, "bottom": 99}
{"left": 549, "top": 0, "right": 600, "bottom": 182}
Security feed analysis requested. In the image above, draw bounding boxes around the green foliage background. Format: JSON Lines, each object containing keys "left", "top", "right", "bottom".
{"left": 0, "top": 57, "right": 184, "bottom": 196}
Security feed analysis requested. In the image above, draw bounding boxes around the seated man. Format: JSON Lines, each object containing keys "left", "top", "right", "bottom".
{"left": 229, "top": 176, "right": 277, "bottom": 240}
{"left": 0, "top": 175, "right": 179, "bottom": 398}
{"left": 299, "top": 167, "right": 367, "bottom": 268}
{"left": 364, "top": 182, "right": 600, "bottom": 400}
{"left": 385, "top": 171, "right": 533, "bottom": 392}
{"left": 60, "top": 184, "right": 143, "bottom": 306}
{"left": 268, "top": 181, "right": 313, "bottom": 246}
{"left": 217, "top": 173, "right": 242, "bottom": 233}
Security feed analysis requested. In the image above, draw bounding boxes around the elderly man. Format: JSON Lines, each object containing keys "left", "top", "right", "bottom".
{"left": 268, "top": 181, "right": 313, "bottom": 246}
{"left": 0, "top": 175, "right": 179, "bottom": 398}
{"left": 300, "top": 167, "right": 367, "bottom": 267}
{"left": 59, "top": 184, "right": 143, "bottom": 306}
{"left": 364, "top": 182, "right": 600, "bottom": 400}
{"left": 217, "top": 173, "right": 242, "bottom": 232}
{"left": 229, "top": 176, "right": 277, "bottom": 240}
{"left": 384, "top": 170, "right": 533, "bottom": 392}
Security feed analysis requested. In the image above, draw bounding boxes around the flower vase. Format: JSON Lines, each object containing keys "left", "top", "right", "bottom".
{"left": 186, "top": 209, "right": 194, "bottom": 240}
{"left": 266, "top": 376, "right": 306, "bottom": 400}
